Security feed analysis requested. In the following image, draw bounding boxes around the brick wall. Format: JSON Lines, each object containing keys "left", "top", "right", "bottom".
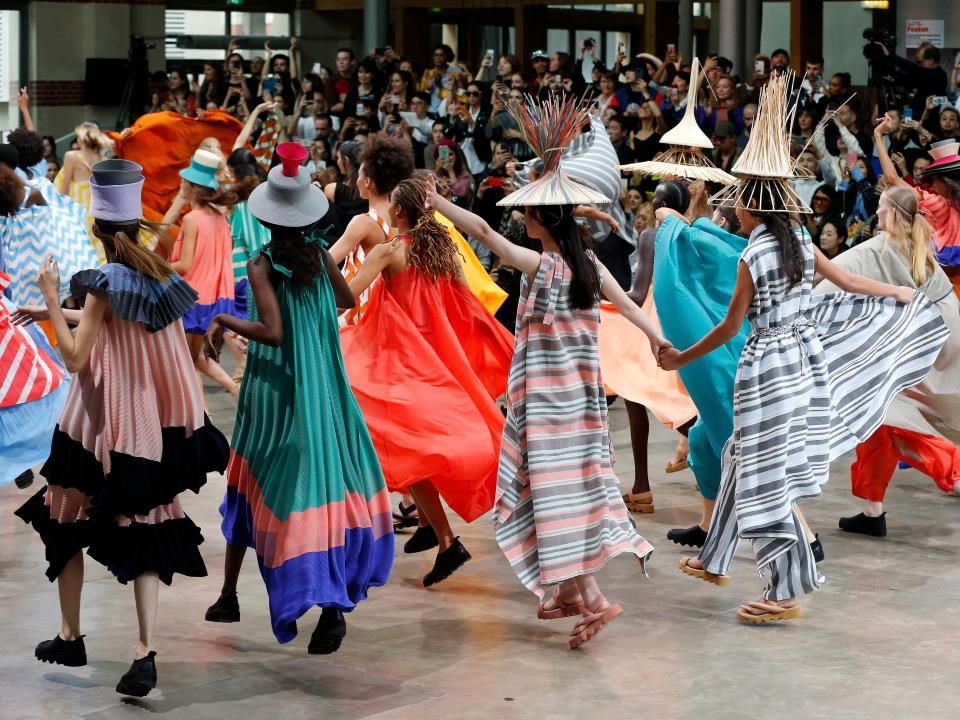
{"left": 28, "top": 80, "right": 86, "bottom": 107}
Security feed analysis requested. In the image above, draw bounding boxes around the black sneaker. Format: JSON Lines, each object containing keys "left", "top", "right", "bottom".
{"left": 205, "top": 592, "right": 240, "bottom": 623}
{"left": 14, "top": 469, "right": 34, "bottom": 489}
{"left": 404, "top": 525, "right": 439, "bottom": 554}
{"left": 423, "top": 538, "right": 471, "bottom": 587}
{"left": 839, "top": 512, "right": 887, "bottom": 537}
{"left": 308, "top": 607, "right": 347, "bottom": 655}
{"left": 667, "top": 525, "right": 708, "bottom": 548}
{"left": 810, "top": 534, "right": 825, "bottom": 563}
{"left": 35, "top": 635, "right": 86, "bottom": 667}
{"left": 116, "top": 651, "right": 157, "bottom": 697}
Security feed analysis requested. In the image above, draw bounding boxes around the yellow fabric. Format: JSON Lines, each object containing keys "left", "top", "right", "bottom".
{"left": 435, "top": 211, "right": 507, "bottom": 315}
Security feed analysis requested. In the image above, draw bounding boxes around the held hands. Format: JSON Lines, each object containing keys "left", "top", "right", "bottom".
{"left": 204, "top": 318, "right": 224, "bottom": 362}
{"left": 648, "top": 336, "right": 672, "bottom": 361}
{"left": 657, "top": 346, "right": 684, "bottom": 371}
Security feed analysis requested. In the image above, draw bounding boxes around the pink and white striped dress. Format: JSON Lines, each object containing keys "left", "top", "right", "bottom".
{"left": 15, "top": 263, "right": 229, "bottom": 584}
{"left": 494, "top": 252, "right": 653, "bottom": 597}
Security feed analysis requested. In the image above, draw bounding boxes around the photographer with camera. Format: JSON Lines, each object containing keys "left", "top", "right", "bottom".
{"left": 867, "top": 34, "right": 947, "bottom": 117}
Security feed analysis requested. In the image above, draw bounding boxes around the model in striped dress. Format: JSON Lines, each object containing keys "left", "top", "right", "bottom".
{"left": 429, "top": 179, "right": 665, "bottom": 649}
{"left": 660, "top": 206, "right": 949, "bottom": 622}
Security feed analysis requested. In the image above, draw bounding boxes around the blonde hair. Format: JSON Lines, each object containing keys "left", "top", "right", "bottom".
{"left": 75, "top": 122, "right": 112, "bottom": 156}
{"left": 881, "top": 184, "right": 937, "bottom": 286}
{"left": 93, "top": 220, "right": 174, "bottom": 282}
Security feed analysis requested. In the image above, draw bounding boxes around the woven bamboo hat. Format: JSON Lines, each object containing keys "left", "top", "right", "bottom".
{"left": 620, "top": 57, "right": 737, "bottom": 184}
{"left": 708, "top": 69, "right": 812, "bottom": 214}
{"left": 497, "top": 94, "right": 611, "bottom": 207}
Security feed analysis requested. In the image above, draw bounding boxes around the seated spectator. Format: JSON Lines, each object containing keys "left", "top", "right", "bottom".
{"left": 615, "top": 62, "right": 658, "bottom": 109}
{"left": 817, "top": 216, "right": 848, "bottom": 259}
{"left": 595, "top": 71, "right": 619, "bottom": 113}
{"left": 799, "top": 54, "right": 826, "bottom": 106}
{"left": 197, "top": 62, "right": 224, "bottom": 111}
{"left": 378, "top": 70, "right": 414, "bottom": 118}
{"left": 660, "top": 71, "right": 690, "bottom": 127}
{"left": 737, "top": 103, "right": 757, "bottom": 148}
{"left": 793, "top": 146, "right": 837, "bottom": 206}
{"left": 606, "top": 114, "right": 636, "bottom": 166}
{"left": 630, "top": 101, "right": 665, "bottom": 163}
{"left": 803, "top": 182, "right": 838, "bottom": 239}
{"left": 45, "top": 157, "right": 60, "bottom": 183}
{"left": 152, "top": 68, "right": 195, "bottom": 116}
{"left": 41, "top": 135, "right": 58, "bottom": 164}
{"left": 450, "top": 81, "right": 490, "bottom": 177}
{"left": 711, "top": 120, "right": 741, "bottom": 173}
{"left": 420, "top": 44, "right": 457, "bottom": 113}
{"left": 816, "top": 71, "right": 855, "bottom": 114}
{"left": 433, "top": 139, "right": 473, "bottom": 206}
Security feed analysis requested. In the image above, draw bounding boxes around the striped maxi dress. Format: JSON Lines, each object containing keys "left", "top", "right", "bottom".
{"left": 699, "top": 226, "right": 949, "bottom": 601}
{"left": 494, "top": 252, "right": 654, "bottom": 597}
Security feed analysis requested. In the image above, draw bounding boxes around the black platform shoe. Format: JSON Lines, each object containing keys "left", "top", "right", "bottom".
{"left": 35, "top": 635, "right": 86, "bottom": 667}
{"left": 308, "top": 608, "right": 346, "bottom": 655}
{"left": 667, "top": 524, "right": 708, "bottom": 548}
{"left": 116, "top": 651, "right": 157, "bottom": 697}
{"left": 423, "top": 538, "right": 471, "bottom": 587}
{"left": 839, "top": 512, "right": 887, "bottom": 537}
{"left": 14, "top": 469, "right": 34, "bottom": 490}
{"left": 810, "top": 534, "right": 825, "bottom": 563}
{"left": 404, "top": 524, "right": 439, "bottom": 554}
{"left": 205, "top": 592, "right": 240, "bottom": 623}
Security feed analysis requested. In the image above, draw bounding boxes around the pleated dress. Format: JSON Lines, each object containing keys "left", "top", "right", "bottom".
{"left": 652, "top": 216, "right": 750, "bottom": 500}
{"left": 171, "top": 209, "right": 239, "bottom": 334}
{"left": 699, "top": 225, "right": 949, "bottom": 598}
{"left": 339, "top": 241, "right": 514, "bottom": 523}
{"left": 229, "top": 199, "right": 270, "bottom": 319}
{"left": 220, "top": 249, "right": 394, "bottom": 644}
{"left": 0, "top": 272, "right": 69, "bottom": 483}
{"left": 15, "top": 263, "right": 229, "bottom": 584}
{"left": 494, "top": 252, "right": 654, "bottom": 597}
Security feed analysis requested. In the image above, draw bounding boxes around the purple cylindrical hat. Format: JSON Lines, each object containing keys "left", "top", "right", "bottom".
{"left": 89, "top": 159, "right": 144, "bottom": 223}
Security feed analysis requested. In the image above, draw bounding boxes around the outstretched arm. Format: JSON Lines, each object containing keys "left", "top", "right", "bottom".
{"left": 322, "top": 247, "right": 356, "bottom": 310}
{"left": 205, "top": 254, "right": 283, "bottom": 360}
{"left": 600, "top": 262, "right": 669, "bottom": 357}
{"left": 38, "top": 258, "right": 107, "bottom": 373}
{"left": 813, "top": 245, "right": 914, "bottom": 302}
{"left": 425, "top": 173, "right": 540, "bottom": 275}
{"left": 233, "top": 102, "right": 275, "bottom": 151}
{"left": 659, "top": 260, "right": 754, "bottom": 370}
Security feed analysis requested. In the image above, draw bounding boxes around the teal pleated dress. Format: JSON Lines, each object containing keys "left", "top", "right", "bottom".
{"left": 652, "top": 216, "right": 749, "bottom": 500}
{"left": 220, "top": 249, "right": 394, "bottom": 643}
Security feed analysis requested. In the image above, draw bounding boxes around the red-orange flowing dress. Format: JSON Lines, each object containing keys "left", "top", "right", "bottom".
{"left": 339, "top": 240, "right": 514, "bottom": 523}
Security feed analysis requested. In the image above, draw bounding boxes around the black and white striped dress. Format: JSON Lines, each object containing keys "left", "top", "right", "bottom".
{"left": 699, "top": 225, "right": 949, "bottom": 600}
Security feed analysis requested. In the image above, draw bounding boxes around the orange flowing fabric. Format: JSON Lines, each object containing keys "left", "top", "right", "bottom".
{"left": 597, "top": 296, "right": 697, "bottom": 429}
{"left": 851, "top": 425, "right": 960, "bottom": 501}
{"left": 339, "top": 265, "right": 514, "bottom": 523}
{"left": 108, "top": 111, "right": 244, "bottom": 223}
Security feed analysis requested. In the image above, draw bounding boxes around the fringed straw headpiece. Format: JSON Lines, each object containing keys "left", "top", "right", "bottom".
{"left": 497, "top": 94, "right": 611, "bottom": 207}
{"left": 620, "top": 57, "right": 737, "bottom": 185}
{"left": 708, "top": 69, "right": 812, "bottom": 213}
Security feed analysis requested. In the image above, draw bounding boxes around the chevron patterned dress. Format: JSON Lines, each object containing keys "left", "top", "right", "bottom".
{"left": 699, "top": 226, "right": 950, "bottom": 601}
{"left": 0, "top": 203, "right": 99, "bottom": 307}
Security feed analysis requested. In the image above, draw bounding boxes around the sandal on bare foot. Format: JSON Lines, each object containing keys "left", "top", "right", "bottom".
{"left": 569, "top": 604, "right": 623, "bottom": 649}
{"left": 677, "top": 557, "right": 730, "bottom": 586}
{"left": 665, "top": 458, "right": 689, "bottom": 473}
{"left": 537, "top": 587, "right": 586, "bottom": 620}
{"left": 622, "top": 492, "right": 654, "bottom": 513}
{"left": 736, "top": 599, "right": 803, "bottom": 624}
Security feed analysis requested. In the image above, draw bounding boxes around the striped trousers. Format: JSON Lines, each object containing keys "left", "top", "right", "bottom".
{"left": 699, "top": 444, "right": 822, "bottom": 601}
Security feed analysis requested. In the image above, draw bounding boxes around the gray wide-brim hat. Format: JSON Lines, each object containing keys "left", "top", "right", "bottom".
{"left": 248, "top": 143, "right": 328, "bottom": 228}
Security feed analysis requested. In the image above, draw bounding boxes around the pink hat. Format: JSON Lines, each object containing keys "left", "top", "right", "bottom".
{"left": 924, "top": 139, "right": 960, "bottom": 175}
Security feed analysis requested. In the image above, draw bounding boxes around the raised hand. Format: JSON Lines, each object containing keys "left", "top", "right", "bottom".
{"left": 38, "top": 257, "right": 61, "bottom": 304}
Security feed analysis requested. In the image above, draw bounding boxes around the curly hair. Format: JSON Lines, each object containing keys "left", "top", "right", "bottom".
{"left": 0, "top": 165, "right": 26, "bottom": 216}
{"left": 359, "top": 133, "right": 414, "bottom": 195}
{"left": 392, "top": 179, "right": 461, "bottom": 281}
{"left": 264, "top": 228, "right": 324, "bottom": 286}
{"left": 7, "top": 128, "right": 44, "bottom": 169}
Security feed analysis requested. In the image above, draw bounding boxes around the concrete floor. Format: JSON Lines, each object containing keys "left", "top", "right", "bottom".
{"left": 2, "top": 377, "right": 959, "bottom": 720}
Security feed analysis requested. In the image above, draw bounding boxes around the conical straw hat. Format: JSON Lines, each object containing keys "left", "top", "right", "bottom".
{"left": 708, "top": 70, "right": 812, "bottom": 213}
{"left": 659, "top": 57, "right": 714, "bottom": 149}
{"left": 498, "top": 94, "right": 611, "bottom": 207}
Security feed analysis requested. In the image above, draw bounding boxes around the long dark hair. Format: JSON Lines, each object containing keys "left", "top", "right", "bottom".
{"left": 227, "top": 148, "right": 266, "bottom": 202}
{"left": 763, "top": 211, "right": 805, "bottom": 287}
{"left": 529, "top": 204, "right": 599, "bottom": 310}
{"left": 262, "top": 225, "right": 324, "bottom": 286}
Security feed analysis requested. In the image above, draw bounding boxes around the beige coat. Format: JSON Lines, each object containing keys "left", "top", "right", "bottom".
{"left": 815, "top": 234, "right": 960, "bottom": 443}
